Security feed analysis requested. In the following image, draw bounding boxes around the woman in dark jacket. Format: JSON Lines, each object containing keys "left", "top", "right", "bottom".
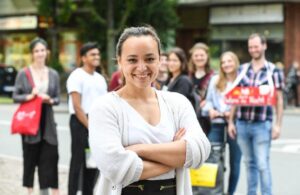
{"left": 167, "top": 47, "right": 195, "bottom": 107}
{"left": 13, "top": 37, "right": 60, "bottom": 195}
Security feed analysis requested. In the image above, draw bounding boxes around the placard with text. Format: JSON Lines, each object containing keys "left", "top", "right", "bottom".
{"left": 225, "top": 86, "right": 276, "bottom": 106}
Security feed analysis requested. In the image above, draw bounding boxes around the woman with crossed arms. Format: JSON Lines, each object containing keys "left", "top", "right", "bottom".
{"left": 88, "top": 26, "right": 210, "bottom": 195}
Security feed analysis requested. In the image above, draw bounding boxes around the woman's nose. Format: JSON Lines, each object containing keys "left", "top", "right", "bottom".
{"left": 137, "top": 61, "right": 146, "bottom": 71}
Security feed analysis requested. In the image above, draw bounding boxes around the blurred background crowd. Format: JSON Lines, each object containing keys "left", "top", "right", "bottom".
{"left": 0, "top": 0, "right": 300, "bottom": 108}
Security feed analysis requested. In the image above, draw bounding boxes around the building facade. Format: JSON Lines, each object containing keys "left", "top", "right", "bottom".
{"left": 177, "top": 0, "right": 300, "bottom": 71}
{"left": 0, "top": 0, "right": 80, "bottom": 72}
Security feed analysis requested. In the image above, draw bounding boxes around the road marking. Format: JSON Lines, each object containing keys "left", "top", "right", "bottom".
{"left": 272, "top": 139, "right": 300, "bottom": 145}
{"left": 271, "top": 139, "right": 300, "bottom": 154}
{"left": 0, "top": 120, "right": 69, "bottom": 132}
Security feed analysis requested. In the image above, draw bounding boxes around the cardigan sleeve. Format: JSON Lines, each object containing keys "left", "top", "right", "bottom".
{"left": 50, "top": 69, "right": 60, "bottom": 105}
{"left": 88, "top": 95, "right": 143, "bottom": 186}
{"left": 174, "top": 93, "right": 211, "bottom": 169}
{"left": 12, "top": 69, "right": 30, "bottom": 103}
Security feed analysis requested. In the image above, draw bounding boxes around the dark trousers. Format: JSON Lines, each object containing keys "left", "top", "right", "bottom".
{"left": 122, "top": 179, "right": 176, "bottom": 195}
{"left": 197, "top": 110, "right": 211, "bottom": 135}
{"left": 68, "top": 115, "right": 99, "bottom": 195}
{"left": 22, "top": 139, "right": 59, "bottom": 189}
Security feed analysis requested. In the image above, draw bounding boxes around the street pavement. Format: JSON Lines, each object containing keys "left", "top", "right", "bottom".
{"left": 0, "top": 103, "right": 69, "bottom": 195}
{"left": 1, "top": 102, "right": 300, "bottom": 195}
{"left": 0, "top": 156, "right": 68, "bottom": 195}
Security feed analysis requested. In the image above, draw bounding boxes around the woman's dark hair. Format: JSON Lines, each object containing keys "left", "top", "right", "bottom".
{"left": 116, "top": 26, "right": 161, "bottom": 57}
{"left": 168, "top": 47, "right": 188, "bottom": 75}
{"left": 29, "top": 37, "right": 48, "bottom": 52}
{"left": 80, "top": 42, "right": 100, "bottom": 56}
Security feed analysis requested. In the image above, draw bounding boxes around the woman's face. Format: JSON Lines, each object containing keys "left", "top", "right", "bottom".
{"left": 192, "top": 48, "right": 208, "bottom": 69}
{"left": 118, "top": 35, "right": 160, "bottom": 89}
{"left": 32, "top": 42, "right": 47, "bottom": 64}
{"left": 168, "top": 53, "right": 181, "bottom": 75}
{"left": 221, "top": 54, "right": 237, "bottom": 75}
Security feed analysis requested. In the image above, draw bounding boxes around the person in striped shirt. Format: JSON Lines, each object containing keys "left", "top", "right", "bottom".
{"left": 228, "top": 33, "right": 284, "bottom": 195}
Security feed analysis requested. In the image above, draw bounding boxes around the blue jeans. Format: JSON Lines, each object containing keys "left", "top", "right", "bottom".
{"left": 208, "top": 123, "right": 242, "bottom": 195}
{"left": 236, "top": 120, "right": 272, "bottom": 195}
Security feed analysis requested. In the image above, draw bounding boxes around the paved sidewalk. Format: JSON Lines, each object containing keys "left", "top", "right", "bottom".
{"left": 0, "top": 156, "right": 68, "bottom": 195}
{"left": 1, "top": 103, "right": 299, "bottom": 195}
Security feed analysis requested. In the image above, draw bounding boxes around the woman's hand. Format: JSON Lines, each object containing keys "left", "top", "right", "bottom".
{"left": 26, "top": 87, "right": 38, "bottom": 101}
{"left": 224, "top": 111, "right": 230, "bottom": 121}
{"left": 209, "top": 109, "right": 221, "bottom": 120}
{"left": 272, "top": 124, "right": 281, "bottom": 140}
{"left": 228, "top": 121, "right": 237, "bottom": 139}
{"left": 200, "top": 100, "right": 206, "bottom": 108}
{"left": 173, "top": 128, "right": 186, "bottom": 141}
{"left": 39, "top": 93, "right": 54, "bottom": 104}
{"left": 126, "top": 144, "right": 142, "bottom": 155}
{"left": 126, "top": 127, "right": 187, "bottom": 153}
{"left": 32, "top": 87, "right": 38, "bottom": 95}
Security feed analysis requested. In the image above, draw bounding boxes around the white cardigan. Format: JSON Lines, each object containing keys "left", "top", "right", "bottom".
{"left": 89, "top": 90, "right": 211, "bottom": 195}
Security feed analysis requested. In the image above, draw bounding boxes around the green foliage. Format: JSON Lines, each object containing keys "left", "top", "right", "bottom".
{"left": 37, "top": 0, "right": 78, "bottom": 23}
{"left": 37, "top": 0, "right": 180, "bottom": 74}
{"left": 37, "top": 0, "right": 179, "bottom": 47}
{"left": 49, "top": 58, "right": 64, "bottom": 73}
{"left": 126, "top": 0, "right": 179, "bottom": 49}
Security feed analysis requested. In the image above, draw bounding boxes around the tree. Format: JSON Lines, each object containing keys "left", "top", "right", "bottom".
{"left": 37, "top": 0, "right": 179, "bottom": 75}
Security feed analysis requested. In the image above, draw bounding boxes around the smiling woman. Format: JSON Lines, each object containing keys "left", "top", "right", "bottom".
{"left": 117, "top": 35, "right": 159, "bottom": 90}
{"left": 88, "top": 26, "right": 211, "bottom": 195}
{"left": 202, "top": 51, "right": 242, "bottom": 195}
{"left": 12, "top": 37, "right": 60, "bottom": 195}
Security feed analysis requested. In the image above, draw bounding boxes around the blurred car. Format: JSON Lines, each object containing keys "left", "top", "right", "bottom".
{"left": 0, "top": 64, "right": 18, "bottom": 97}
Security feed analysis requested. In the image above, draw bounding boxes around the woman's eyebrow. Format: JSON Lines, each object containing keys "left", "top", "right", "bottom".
{"left": 126, "top": 54, "right": 137, "bottom": 58}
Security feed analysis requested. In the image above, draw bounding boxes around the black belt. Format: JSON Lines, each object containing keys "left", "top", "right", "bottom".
{"left": 122, "top": 178, "right": 176, "bottom": 194}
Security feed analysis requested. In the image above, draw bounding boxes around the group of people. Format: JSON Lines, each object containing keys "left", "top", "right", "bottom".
{"left": 13, "top": 39, "right": 109, "bottom": 195}
{"left": 12, "top": 26, "right": 284, "bottom": 195}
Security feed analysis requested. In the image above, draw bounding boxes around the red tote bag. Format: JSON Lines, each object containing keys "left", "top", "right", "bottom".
{"left": 11, "top": 68, "right": 43, "bottom": 135}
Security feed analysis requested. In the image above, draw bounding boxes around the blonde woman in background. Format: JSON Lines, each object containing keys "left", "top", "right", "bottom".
{"left": 203, "top": 51, "right": 242, "bottom": 195}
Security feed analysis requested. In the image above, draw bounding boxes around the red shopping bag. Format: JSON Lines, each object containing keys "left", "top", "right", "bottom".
{"left": 11, "top": 96, "right": 43, "bottom": 135}
{"left": 11, "top": 68, "right": 43, "bottom": 135}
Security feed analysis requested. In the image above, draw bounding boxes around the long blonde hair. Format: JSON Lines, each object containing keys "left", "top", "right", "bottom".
{"left": 216, "top": 51, "right": 240, "bottom": 92}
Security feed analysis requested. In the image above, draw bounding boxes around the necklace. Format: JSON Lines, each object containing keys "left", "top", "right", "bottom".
{"left": 31, "top": 66, "right": 48, "bottom": 82}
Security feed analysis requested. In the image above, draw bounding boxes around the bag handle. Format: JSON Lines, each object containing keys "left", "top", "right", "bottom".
{"left": 25, "top": 68, "right": 35, "bottom": 88}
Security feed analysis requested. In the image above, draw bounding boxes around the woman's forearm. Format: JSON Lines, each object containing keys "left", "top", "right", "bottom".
{"left": 128, "top": 140, "right": 186, "bottom": 168}
{"left": 140, "top": 160, "right": 173, "bottom": 180}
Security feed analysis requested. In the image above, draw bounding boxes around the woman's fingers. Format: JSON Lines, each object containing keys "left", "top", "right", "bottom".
{"left": 173, "top": 128, "right": 186, "bottom": 141}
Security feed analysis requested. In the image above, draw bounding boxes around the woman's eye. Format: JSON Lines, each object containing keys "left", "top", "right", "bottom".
{"left": 128, "top": 59, "right": 137, "bottom": 63}
{"left": 146, "top": 58, "right": 155, "bottom": 63}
